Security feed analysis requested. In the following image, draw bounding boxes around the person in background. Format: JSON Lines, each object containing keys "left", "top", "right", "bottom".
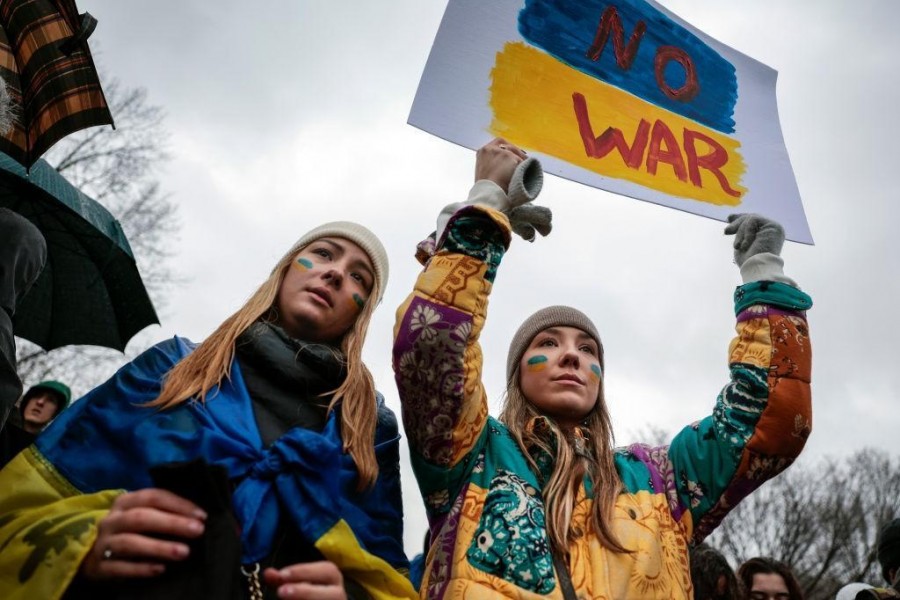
{"left": 0, "top": 380, "right": 71, "bottom": 468}
{"left": 393, "top": 138, "right": 813, "bottom": 599}
{"left": 19, "top": 380, "right": 71, "bottom": 434}
{"left": 835, "top": 583, "right": 875, "bottom": 600}
{"left": 0, "top": 79, "right": 48, "bottom": 433}
{"left": 0, "top": 210, "right": 46, "bottom": 432}
{"left": 0, "top": 222, "right": 415, "bottom": 600}
{"left": 738, "top": 557, "right": 805, "bottom": 600}
{"left": 877, "top": 519, "right": 900, "bottom": 593}
{"left": 690, "top": 543, "right": 744, "bottom": 600}
{"left": 855, "top": 518, "right": 900, "bottom": 599}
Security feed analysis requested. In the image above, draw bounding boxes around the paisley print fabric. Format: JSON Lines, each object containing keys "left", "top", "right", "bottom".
{"left": 466, "top": 470, "right": 555, "bottom": 594}
{"left": 442, "top": 213, "right": 507, "bottom": 283}
{"left": 393, "top": 205, "right": 814, "bottom": 598}
{"left": 395, "top": 297, "right": 472, "bottom": 468}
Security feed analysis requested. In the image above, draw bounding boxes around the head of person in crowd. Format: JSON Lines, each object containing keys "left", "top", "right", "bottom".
{"left": 149, "top": 221, "right": 389, "bottom": 488}
{"left": 738, "top": 557, "right": 804, "bottom": 600}
{"left": 834, "top": 582, "right": 873, "bottom": 600}
{"left": 500, "top": 305, "right": 626, "bottom": 554}
{"left": 877, "top": 518, "right": 900, "bottom": 589}
{"left": 690, "top": 543, "right": 745, "bottom": 600}
{"left": 19, "top": 380, "right": 70, "bottom": 434}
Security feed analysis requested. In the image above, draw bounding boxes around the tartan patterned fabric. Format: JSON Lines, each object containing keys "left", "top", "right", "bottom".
{"left": 0, "top": 0, "right": 113, "bottom": 168}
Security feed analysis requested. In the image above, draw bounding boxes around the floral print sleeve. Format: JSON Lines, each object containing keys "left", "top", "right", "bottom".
{"left": 627, "top": 281, "right": 813, "bottom": 543}
{"left": 393, "top": 205, "right": 511, "bottom": 519}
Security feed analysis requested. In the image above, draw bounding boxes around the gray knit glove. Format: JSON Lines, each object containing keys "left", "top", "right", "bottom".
{"left": 507, "top": 157, "right": 543, "bottom": 207}
{"left": 508, "top": 204, "right": 552, "bottom": 242}
{"left": 435, "top": 156, "right": 552, "bottom": 243}
{"left": 724, "top": 213, "right": 785, "bottom": 267}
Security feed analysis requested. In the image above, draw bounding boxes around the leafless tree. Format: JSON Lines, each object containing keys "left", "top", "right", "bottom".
{"left": 15, "top": 77, "right": 179, "bottom": 397}
{"left": 708, "top": 448, "right": 900, "bottom": 600}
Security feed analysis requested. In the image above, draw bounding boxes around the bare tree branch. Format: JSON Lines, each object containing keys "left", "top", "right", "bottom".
{"left": 15, "top": 75, "right": 179, "bottom": 398}
{"left": 707, "top": 449, "right": 900, "bottom": 600}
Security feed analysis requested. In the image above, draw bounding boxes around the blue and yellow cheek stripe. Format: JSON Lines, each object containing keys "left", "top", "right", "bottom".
{"left": 526, "top": 355, "right": 548, "bottom": 371}
{"left": 590, "top": 363, "right": 603, "bottom": 381}
{"left": 293, "top": 257, "right": 313, "bottom": 271}
{"left": 351, "top": 294, "right": 365, "bottom": 310}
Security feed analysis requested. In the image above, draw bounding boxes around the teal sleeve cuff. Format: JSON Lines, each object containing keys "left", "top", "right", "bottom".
{"left": 439, "top": 206, "right": 509, "bottom": 283}
{"left": 734, "top": 280, "right": 813, "bottom": 315}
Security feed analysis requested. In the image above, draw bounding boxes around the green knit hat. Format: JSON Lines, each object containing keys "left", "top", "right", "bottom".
{"left": 506, "top": 305, "right": 603, "bottom": 381}
{"left": 23, "top": 380, "right": 72, "bottom": 411}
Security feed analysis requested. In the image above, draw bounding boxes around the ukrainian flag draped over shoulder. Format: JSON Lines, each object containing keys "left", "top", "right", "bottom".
{"left": 0, "top": 337, "right": 415, "bottom": 599}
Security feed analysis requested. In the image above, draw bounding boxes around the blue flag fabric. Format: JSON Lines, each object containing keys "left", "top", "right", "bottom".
{"left": 36, "top": 337, "right": 408, "bottom": 568}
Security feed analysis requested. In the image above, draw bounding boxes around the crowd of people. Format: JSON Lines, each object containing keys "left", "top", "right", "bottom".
{"left": 689, "top": 519, "right": 900, "bottom": 600}
{"left": 0, "top": 136, "right": 893, "bottom": 600}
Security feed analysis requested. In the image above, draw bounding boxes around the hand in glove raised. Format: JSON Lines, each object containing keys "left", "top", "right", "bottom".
{"left": 724, "top": 213, "right": 798, "bottom": 286}
{"left": 435, "top": 138, "right": 551, "bottom": 244}
{"left": 724, "top": 213, "right": 785, "bottom": 267}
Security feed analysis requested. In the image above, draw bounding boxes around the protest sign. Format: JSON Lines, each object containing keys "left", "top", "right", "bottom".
{"left": 410, "top": 0, "right": 813, "bottom": 243}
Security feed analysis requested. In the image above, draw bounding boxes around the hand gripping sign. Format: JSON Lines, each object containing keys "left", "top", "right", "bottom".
{"left": 410, "top": 0, "right": 813, "bottom": 243}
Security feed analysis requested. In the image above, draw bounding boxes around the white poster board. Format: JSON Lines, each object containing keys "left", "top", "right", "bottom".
{"left": 410, "top": 0, "right": 813, "bottom": 243}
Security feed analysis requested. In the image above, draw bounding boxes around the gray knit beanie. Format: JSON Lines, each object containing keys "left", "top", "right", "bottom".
{"left": 280, "top": 221, "right": 389, "bottom": 303}
{"left": 506, "top": 305, "right": 602, "bottom": 381}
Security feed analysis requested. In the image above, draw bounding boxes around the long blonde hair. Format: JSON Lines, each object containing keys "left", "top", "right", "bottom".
{"left": 148, "top": 245, "right": 382, "bottom": 490}
{"left": 500, "top": 357, "right": 628, "bottom": 555}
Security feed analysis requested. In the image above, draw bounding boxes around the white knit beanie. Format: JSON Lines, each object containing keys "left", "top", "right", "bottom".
{"left": 506, "top": 305, "right": 602, "bottom": 381}
{"left": 835, "top": 583, "right": 873, "bottom": 600}
{"left": 280, "top": 221, "right": 389, "bottom": 303}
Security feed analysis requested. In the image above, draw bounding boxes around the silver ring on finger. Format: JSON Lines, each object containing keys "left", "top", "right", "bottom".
{"left": 102, "top": 547, "right": 114, "bottom": 561}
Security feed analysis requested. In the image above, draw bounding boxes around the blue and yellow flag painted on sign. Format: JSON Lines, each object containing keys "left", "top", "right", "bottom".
{"left": 491, "top": 0, "right": 745, "bottom": 205}
{"left": 410, "top": 0, "right": 813, "bottom": 243}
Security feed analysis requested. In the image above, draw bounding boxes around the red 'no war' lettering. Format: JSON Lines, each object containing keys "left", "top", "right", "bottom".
{"left": 572, "top": 92, "right": 741, "bottom": 198}
{"left": 586, "top": 6, "right": 700, "bottom": 103}
{"left": 586, "top": 5, "right": 646, "bottom": 69}
{"left": 655, "top": 46, "right": 699, "bottom": 102}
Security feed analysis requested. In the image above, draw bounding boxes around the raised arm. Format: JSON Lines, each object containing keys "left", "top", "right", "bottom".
{"left": 627, "top": 214, "right": 812, "bottom": 543}
{"left": 392, "top": 140, "right": 544, "bottom": 521}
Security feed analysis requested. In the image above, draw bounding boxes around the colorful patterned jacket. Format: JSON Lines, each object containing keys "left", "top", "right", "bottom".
{"left": 392, "top": 204, "right": 813, "bottom": 599}
{"left": 0, "top": 337, "right": 416, "bottom": 600}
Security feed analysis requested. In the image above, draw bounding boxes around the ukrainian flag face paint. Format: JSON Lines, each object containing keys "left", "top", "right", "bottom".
{"left": 293, "top": 257, "right": 313, "bottom": 271}
{"left": 526, "top": 355, "right": 548, "bottom": 371}
{"left": 275, "top": 237, "right": 375, "bottom": 343}
{"left": 519, "top": 326, "right": 602, "bottom": 429}
{"left": 349, "top": 293, "right": 366, "bottom": 311}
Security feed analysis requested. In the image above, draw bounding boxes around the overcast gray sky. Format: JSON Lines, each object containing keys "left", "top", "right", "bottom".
{"left": 79, "top": 0, "right": 900, "bottom": 555}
